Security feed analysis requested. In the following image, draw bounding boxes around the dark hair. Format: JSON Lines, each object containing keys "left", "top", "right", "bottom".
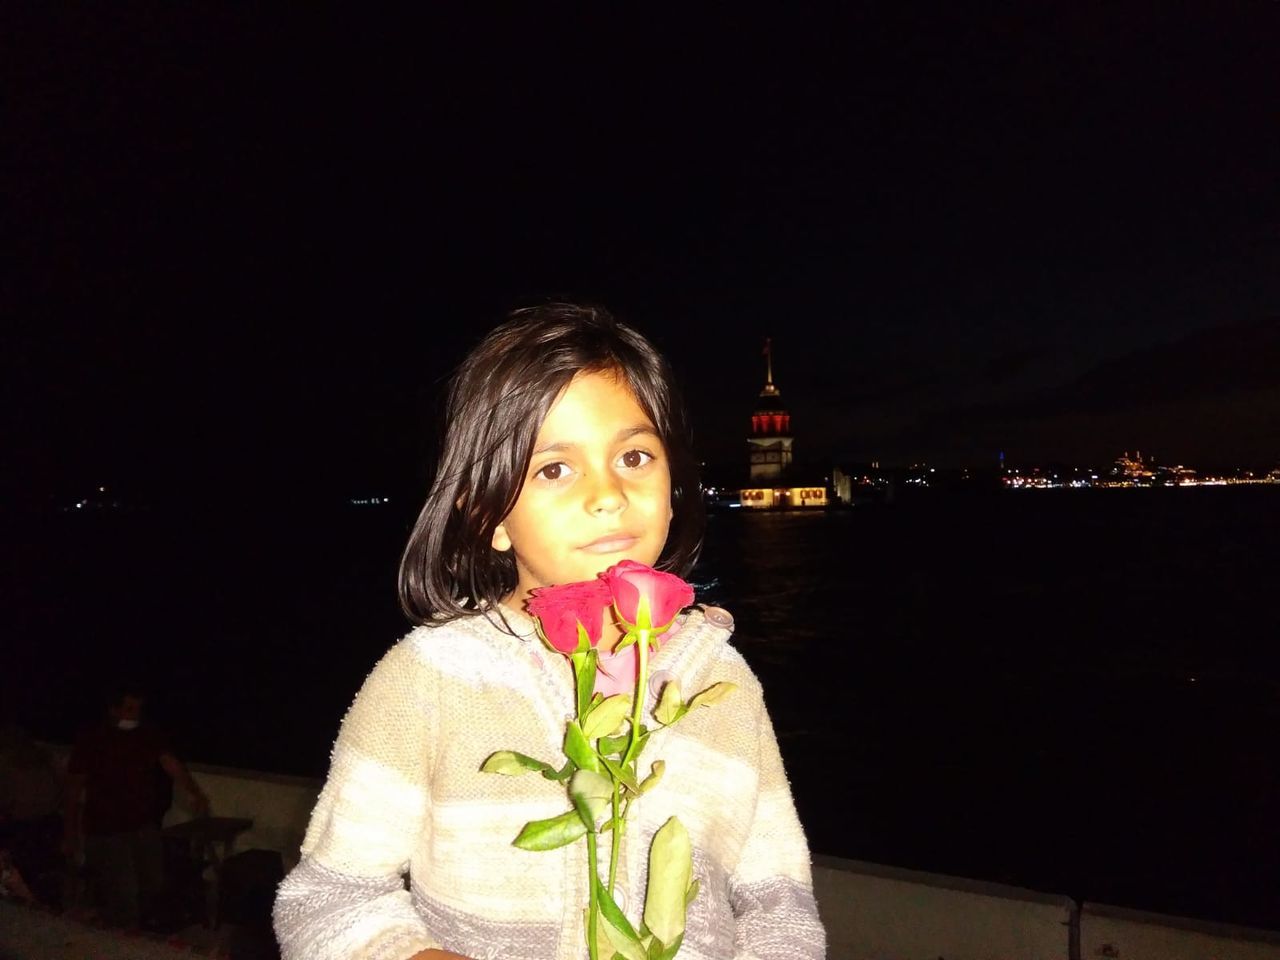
{"left": 399, "top": 303, "right": 704, "bottom": 624}
{"left": 104, "top": 679, "right": 147, "bottom": 710}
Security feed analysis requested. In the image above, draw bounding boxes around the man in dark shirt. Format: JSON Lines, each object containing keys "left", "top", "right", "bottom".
{"left": 64, "top": 688, "right": 208, "bottom": 928}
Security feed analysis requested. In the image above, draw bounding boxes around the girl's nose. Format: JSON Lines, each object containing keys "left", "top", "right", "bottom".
{"left": 586, "top": 473, "right": 628, "bottom": 515}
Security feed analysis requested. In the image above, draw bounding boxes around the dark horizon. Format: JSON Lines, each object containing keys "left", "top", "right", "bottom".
{"left": 5, "top": 5, "right": 1279, "bottom": 505}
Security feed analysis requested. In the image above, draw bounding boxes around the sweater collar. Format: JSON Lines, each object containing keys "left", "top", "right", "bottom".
{"left": 481, "top": 602, "right": 727, "bottom": 675}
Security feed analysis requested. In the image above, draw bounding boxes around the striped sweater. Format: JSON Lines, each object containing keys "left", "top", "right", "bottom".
{"left": 273, "top": 605, "right": 825, "bottom": 960}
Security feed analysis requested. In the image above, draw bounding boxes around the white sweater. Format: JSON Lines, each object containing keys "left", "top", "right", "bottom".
{"left": 273, "top": 605, "right": 825, "bottom": 960}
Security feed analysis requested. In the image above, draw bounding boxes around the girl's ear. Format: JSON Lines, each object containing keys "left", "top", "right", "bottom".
{"left": 491, "top": 523, "right": 513, "bottom": 552}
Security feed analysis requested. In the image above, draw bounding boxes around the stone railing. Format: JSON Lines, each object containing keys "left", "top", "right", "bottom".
{"left": 812, "top": 854, "right": 1280, "bottom": 960}
{"left": 41, "top": 750, "right": 1280, "bottom": 959}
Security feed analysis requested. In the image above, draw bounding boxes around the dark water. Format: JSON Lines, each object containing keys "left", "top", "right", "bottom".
{"left": 697, "top": 491, "right": 1280, "bottom": 930}
{"left": 5, "top": 487, "right": 1279, "bottom": 928}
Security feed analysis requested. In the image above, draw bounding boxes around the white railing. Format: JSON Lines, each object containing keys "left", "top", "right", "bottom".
{"left": 40, "top": 748, "right": 1280, "bottom": 960}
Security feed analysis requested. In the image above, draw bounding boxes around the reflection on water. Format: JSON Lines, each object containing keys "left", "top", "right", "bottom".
{"left": 693, "top": 491, "right": 1280, "bottom": 928}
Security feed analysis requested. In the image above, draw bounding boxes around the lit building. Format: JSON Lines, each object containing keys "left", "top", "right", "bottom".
{"left": 747, "top": 338, "right": 793, "bottom": 481}
{"left": 1104, "top": 450, "right": 1156, "bottom": 485}
{"left": 739, "top": 339, "right": 828, "bottom": 509}
{"left": 831, "top": 463, "right": 887, "bottom": 504}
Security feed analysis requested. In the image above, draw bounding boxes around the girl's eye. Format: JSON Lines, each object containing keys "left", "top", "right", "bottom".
{"left": 618, "top": 449, "right": 654, "bottom": 470}
{"left": 537, "top": 462, "right": 568, "bottom": 481}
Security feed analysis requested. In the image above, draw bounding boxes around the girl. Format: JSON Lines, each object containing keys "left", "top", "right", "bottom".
{"left": 273, "top": 304, "right": 825, "bottom": 960}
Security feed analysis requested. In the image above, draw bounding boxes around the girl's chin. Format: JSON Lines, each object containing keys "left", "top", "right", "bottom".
{"left": 514, "top": 544, "right": 666, "bottom": 595}
{"left": 579, "top": 551, "right": 656, "bottom": 578}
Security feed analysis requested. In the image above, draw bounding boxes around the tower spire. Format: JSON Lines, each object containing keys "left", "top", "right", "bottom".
{"left": 760, "top": 337, "right": 779, "bottom": 397}
{"left": 748, "top": 336, "right": 793, "bottom": 481}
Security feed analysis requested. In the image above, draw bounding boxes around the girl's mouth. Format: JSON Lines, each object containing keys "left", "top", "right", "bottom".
{"left": 579, "top": 533, "right": 640, "bottom": 554}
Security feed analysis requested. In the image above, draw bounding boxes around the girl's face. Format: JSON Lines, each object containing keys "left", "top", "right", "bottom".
{"left": 493, "top": 369, "right": 673, "bottom": 604}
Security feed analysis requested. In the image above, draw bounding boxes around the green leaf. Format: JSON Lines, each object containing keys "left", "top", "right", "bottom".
{"left": 572, "top": 794, "right": 596, "bottom": 832}
{"left": 595, "top": 879, "right": 646, "bottom": 960}
{"left": 601, "top": 755, "right": 641, "bottom": 794}
{"left": 569, "top": 769, "right": 613, "bottom": 830}
{"left": 585, "top": 909, "right": 636, "bottom": 960}
{"left": 480, "top": 751, "right": 557, "bottom": 776}
{"left": 643, "top": 817, "right": 692, "bottom": 946}
{"left": 583, "top": 694, "right": 632, "bottom": 741}
{"left": 688, "top": 681, "right": 738, "bottom": 711}
{"left": 638, "top": 760, "right": 665, "bottom": 795}
{"left": 598, "top": 732, "right": 630, "bottom": 757}
{"left": 653, "top": 681, "right": 686, "bottom": 727}
{"left": 572, "top": 649, "right": 599, "bottom": 719}
{"left": 655, "top": 933, "right": 684, "bottom": 960}
{"left": 606, "top": 725, "right": 651, "bottom": 762}
{"left": 684, "top": 878, "right": 699, "bottom": 908}
{"left": 602, "top": 928, "right": 643, "bottom": 960}
{"left": 564, "top": 721, "right": 601, "bottom": 773}
{"left": 631, "top": 726, "right": 652, "bottom": 760}
{"left": 541, "top": 759, "right": 575, "bottom": 782}
{"left": 512, "top": 810, "right": 587, "bottom": 851}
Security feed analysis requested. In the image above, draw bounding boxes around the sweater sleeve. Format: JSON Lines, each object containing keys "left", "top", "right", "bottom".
{"left": 274, "top": 639, "right": 440, "bottom": 960}
{"left": 729, "top": 698, "right": 826, "bottom": 960}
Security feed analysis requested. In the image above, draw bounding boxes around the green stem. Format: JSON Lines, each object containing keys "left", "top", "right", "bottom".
{"left": 587, "top": 830, "right": 600, "bottom": 960}
{"left": 614, "top": 796, "right": 633, "bottom": 885}
{"left": 607, "top": 781, "right": 622, "bottom": 893}
{"left": 623, "top": 629, "right": 651, "bottom": 766}
{"left": 608, "top": 628, "right": 651, "bottom": 906}
{"left": 576, "top": 647, "right": 602, "bottom": 959}
{"left": 573, "top": 649, "right": 597, "bottom": 723}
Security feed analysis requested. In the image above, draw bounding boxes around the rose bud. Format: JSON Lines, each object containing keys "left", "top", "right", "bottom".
{"left": 600, "top": 560, "right": 694, "bottom": 633}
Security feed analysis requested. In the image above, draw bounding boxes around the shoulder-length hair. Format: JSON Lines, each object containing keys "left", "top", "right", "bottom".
{"left": 398, "top": 303, "right": 704, "bottom": 625}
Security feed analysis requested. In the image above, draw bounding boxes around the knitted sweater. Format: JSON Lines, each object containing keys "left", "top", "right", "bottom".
{"left": 273, "top": 605, "right": 825, "bottom": 960}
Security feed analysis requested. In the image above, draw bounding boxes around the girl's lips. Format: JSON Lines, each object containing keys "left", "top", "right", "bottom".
{"left": 579, "top": 534, "right": 640, "bottom": 554}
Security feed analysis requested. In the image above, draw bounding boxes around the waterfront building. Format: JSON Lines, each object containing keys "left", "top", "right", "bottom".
{"left": 831, "top": 463, "right": 889, "bottom": 504}
{"left": 1110, "top": 451, "right": 1156, "bottom": 483}
{"left": 740, "top": 339, "right": 828, "bottom": 509}
{"left": 747, "top": 338, "right": 793, "bottom": 482}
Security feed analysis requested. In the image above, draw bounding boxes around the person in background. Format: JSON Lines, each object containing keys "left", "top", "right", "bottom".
{"left": 0, "top": 721, "right": 63, "bottom": 906}
{"left": 64, "top": 684, "right": 210, "bottom": 929}
{"left": 0, "top": 846, "right": 37, "bottom": 904}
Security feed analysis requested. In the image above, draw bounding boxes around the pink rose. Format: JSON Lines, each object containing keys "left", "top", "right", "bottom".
{"left": 600, "top": 560, "right": 694, "bottom": 631}
{"left": 527, "top": 579, "right": 614, "bottom": 655}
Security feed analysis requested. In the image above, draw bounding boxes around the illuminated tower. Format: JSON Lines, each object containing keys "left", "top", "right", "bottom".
{"left": 748, "top": 338, "right": 794, "bottom": 481}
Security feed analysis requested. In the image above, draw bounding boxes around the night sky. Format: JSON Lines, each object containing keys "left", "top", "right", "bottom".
{"left": 7, "top": 4, "right": 1279, "bottom": 508}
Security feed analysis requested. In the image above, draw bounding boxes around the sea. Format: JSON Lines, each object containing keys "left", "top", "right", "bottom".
{"left": 4, "top": 486, "right": 1278, "bottom": 929}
